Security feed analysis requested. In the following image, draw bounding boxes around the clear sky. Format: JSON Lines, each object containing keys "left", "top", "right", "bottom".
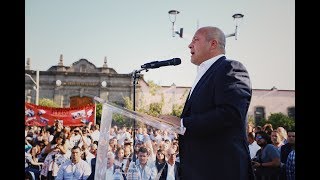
{"left": 25, "top": 0, "right": 295, "bottom": 90}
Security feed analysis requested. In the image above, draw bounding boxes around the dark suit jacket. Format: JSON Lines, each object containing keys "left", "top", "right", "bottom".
{"left": 159, "top": 162, "right": 181, "bottom": 180}
{"left": 179, "top": 56, "right": 254, "bottom": 180}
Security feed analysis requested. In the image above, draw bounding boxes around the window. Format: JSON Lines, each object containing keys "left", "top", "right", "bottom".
{"left": 254, "top": 106, "right": 265, "bottom": 123}
{"left": 287, "top": 107, "right": 295, "bottom": 119}
{"left": 80, "top": 65, "right": 86, "bottom": 72}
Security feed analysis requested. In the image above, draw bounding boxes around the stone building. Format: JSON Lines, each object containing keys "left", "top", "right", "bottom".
{"left": 25, "top": 57, "right": 295, "bottom": 124}
{"left": 25, "top": 55, "right": 135, "bottom": 108}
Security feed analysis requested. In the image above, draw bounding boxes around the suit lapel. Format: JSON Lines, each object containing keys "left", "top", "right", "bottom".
{"left": 181, "top": 56, "right": 226, "bottom": 117}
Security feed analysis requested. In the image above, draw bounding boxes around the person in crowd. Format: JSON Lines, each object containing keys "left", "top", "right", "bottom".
{"left": 114, "top": 147, "right": 130, "bottom": 172}
{"left": 286, "top": 148, "right": 295, "bottom": 180}
{"left": 25, "top": 145, "right": 44, "bottom": 180}
{"left": 271, "top": 130, "right": 285, "bottom": 151}
{"left": 89, "top": 143, "right": 98, "bottom": 157}
{"left": 277, "top": 126, "right": 288, "bottom": 145}
{"left": 90, "top": 124, "right": 100, "bottom": 142}
{"left": 81, "top": 143, "right": 95, "bottom": 166}
{"left": 280, "top": 129, "right": 295, "bottom": 179}
{"left": 158, "top": 148, "right": 181, "bottom": 180}
{"left": 248, "top": 132, "right": 261, "bottom": 159}
{"left": 252, "top": 131, "right": 281, "bottom": 179}
{"left": 70, "top": 127, "right": 82, "bottom": 147}
{"left": 104, "top": 151, "right": 126, "bottom": 179}
{"left": 155, "top": 149, "right": 167, "bottom": 173}
{"left": 40, "top": 132, "right": 68, "bottom": 179}
{"left": 78, "top": 129, "right": 92, "bottom": 148}
{"left": 134, "top": 147, "right": 157, "bottom": 179}
{"left": 253, "top": 126, "right": 262, "bottom": 133}
{"left": 158, "top": 26, "right": 253, "bottom": 179}
{"left": 263, "top": 123, "right": 273, "bottom": 136}
{"left": 56, "top": 146, "right": 91, "bottom": 180}
{"left": 117, "top": 126, "right": 132, "bottom": 146}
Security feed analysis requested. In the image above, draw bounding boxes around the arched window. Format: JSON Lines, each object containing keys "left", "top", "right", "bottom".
{"left": 287, "top": 106, "right": 295, "bottom": 119}
{"left": 254, "top": 106, "right": 265, "bottom": 123}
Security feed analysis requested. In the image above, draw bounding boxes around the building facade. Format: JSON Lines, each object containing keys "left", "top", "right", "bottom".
{"left": 25, "top": 56, "right": 137, "bottom": 108}
{"left": 25, "top": 57, "right": 295, "bottom": 123}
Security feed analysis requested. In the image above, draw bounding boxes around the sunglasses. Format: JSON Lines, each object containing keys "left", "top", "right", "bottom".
{"left": 256, "top": 135, "right": 264, "bottom": 140}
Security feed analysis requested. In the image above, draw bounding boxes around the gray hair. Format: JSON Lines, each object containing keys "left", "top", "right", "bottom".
{"left": 202, "top": 26, "right": 226, "bottom": 52}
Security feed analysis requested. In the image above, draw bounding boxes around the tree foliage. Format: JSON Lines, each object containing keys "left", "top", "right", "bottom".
{"left": 148, "top": 80, "right": 160, "bottom": 96}
{"left": 39, "top": 98, "right": 59, "bottom": 107}
{"left": 147, "top": 102, "right": 163, "bottom": 117}
{"left": 95, "top": 103, "right": 102, "bottom": 125}
{"left": 171, "top": 104, "right": 183, "bottom": 117}
{"left": 267, "top": 112, "right": 295, "bottom": 130}
{"left": 254, "top": 112, "right": 295, "bottom": 130}
{"left": 123, "top": 96, "right": 133, "bottom": 110}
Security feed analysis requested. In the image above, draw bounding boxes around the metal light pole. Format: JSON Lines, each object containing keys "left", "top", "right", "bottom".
{"left": 25, "top": 70, "right": 39, "bottom": 105}
{"left": 225, "top": 13, "right": 244, "bottom": 40}
{"left": 168, "top": 10, "right": 183, "bottom": 38}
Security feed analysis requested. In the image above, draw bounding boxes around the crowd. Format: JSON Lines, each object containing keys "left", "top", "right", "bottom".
{"left": 247, "top": 123, "right": 295, "bottom": 180}
{"left": 25, "top": 120, "right": 295, "bottom": 180}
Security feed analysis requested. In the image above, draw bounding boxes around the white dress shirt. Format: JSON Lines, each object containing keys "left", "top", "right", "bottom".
{"left": 56, "top": 159, "right": 91, "bottom": 180}
{"left": 166, "top": 163, "right": 175, "bottom": 180}
{"left": 136, "top": 161, "right": 157, "bottom": 180}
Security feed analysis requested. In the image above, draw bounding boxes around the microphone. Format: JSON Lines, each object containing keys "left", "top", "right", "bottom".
{"left": 141, "top": 58, "right": 181, "bottom": 69}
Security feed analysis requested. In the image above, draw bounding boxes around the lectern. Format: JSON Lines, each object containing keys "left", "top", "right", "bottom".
{"left": 94, "top": 102, "right": 186, "bottom": 179}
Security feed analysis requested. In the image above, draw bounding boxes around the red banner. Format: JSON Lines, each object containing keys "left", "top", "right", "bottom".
{"left": 25, "top": 103, "right": 96, "bottom": 126}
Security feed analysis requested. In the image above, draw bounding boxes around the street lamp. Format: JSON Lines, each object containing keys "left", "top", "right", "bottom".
{"left": 168, "top": 10, "right": 183, "bottom": 38}
{"left": 56, "top": 80, "right": 64, "bottom": 107}
{"left": 25, "top": 70, "right": 39, "bottom": 105}
{"left": 225, "top": 13, "right": 244, "bottom": 40}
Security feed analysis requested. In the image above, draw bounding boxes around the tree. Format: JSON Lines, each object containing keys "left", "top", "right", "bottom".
{"left": 123, "top": 96, "right": 133, "bottom": 111}
{"left": 147, "top": 102, "right": 163, "bottom": 117}
{"left": 267, "top": 113, "right": 295, "bottom": 130}
{"left": 255, "top": 118, "right": 268, "bottom": 128}
{"left": 95, "top": 103, "right": 102, "bottom": 125}
{"left": 254, "top": 112, "right": 295, "bottom": 131}
{"left": 171, "top": 104, "right": 183, "bottom": 117}
{"left": 39, "top": 98, "right": 59, "bottom": 107}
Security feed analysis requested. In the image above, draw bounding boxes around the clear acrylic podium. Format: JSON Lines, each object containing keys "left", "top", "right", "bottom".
{"left": 94, "top": 102, "right": 186, "bottom": 180}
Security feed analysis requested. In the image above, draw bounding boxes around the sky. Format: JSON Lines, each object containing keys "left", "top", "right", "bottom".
{"left": 25, "top": 0, "right": 295, "bottom": 90}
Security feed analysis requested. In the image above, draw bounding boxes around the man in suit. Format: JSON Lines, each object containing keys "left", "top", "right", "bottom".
{"left": 159, "top": 26, "right": 254, "bottom": 179}
{"left": 158, "top": 148, "right": 181, "bottom": 180}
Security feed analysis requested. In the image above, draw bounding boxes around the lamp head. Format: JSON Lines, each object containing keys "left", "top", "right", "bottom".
{"left": 168, "top": 10, "right": 180, "bottom": 23}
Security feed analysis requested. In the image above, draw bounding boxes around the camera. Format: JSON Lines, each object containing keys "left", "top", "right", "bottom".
{"left": 74, "top": 130, "right": 79, "bottom": 133}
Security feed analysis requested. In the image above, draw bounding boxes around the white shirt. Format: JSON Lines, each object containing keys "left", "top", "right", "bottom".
{"left": 249, "top": 141, "right": 261, "bottom": 159}
{"left": 105, "top": 165, "right": 115, "bottom": 179}
{"left": 136, "top": 161, "right": 157, "bottom": 180}
{"left": 90, "top": 130, "right": 100, "bottom": 142}
{"left": 56, "top": 159, "right": 91, "bottom": 180}
{"left": 166, "top": 163, "right": 175, "bottom": 180}
{"left": 181, "top": 55, "right": 225, "bottom": 128}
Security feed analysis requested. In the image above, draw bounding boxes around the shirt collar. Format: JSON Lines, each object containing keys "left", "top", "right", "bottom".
{"left": 198, "top": 54, "right": 225, "bottom": 72}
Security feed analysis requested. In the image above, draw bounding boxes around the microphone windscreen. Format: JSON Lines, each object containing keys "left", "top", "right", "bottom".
{"left": 173, "top": 58, "right": 181, "bottom": 65}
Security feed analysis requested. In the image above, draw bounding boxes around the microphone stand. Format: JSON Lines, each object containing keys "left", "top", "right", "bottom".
{"left": 131, "top": 67, "right": 148, "bottom": 163}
